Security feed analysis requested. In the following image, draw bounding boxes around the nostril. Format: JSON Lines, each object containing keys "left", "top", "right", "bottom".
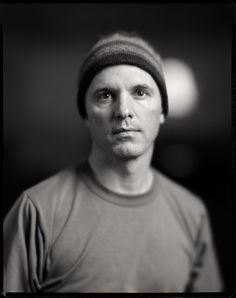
{"left": 116, "top": 113, "right": 132, "bottom": 120}
{"left": 114, "top": 106, "right": 133, "bottom": 119}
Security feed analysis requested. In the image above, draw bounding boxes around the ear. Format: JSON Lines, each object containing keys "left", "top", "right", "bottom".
{"left": 160, "top": 113, "right": 165, "bottom": 124}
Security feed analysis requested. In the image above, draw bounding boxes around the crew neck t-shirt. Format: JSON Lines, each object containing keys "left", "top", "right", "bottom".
{"left": 4, "top": 160, "right": 223, "bottom": 293}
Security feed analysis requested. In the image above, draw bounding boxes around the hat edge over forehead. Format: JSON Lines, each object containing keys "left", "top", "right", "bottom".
{"left": 77, "top": 31, "right": 168, "bottom": 118}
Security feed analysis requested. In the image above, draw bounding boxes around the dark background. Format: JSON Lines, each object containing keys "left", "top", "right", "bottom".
{"left": 2, "top": 3, "right": 235, "bottom": 293}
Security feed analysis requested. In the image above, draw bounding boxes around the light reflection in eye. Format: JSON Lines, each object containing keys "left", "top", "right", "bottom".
{"left": 133, "top": 85, "right": 151, "bottom": 99}
{"left": 95, "top": 89, "right": 114, "bottom": 104}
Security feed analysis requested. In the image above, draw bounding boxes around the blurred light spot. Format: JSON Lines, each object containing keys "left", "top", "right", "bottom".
{"left": 160, "top": 143, "right": 199, "bottom": 178}
{"left": 163, "top": 58, "right": 198, "bottom": 118}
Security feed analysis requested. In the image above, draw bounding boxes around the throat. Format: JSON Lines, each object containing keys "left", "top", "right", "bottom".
{"left": 88, "top": 150, "right": 154, "bottom": 195}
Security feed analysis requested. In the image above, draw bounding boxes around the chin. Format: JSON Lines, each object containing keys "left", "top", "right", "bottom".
{"left": 111, "top": 144, "right": 144, "bottom": 160}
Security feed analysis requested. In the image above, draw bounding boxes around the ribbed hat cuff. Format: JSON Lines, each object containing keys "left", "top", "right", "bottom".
{"left": 77, "top": 53, "right": 168, "bottom": 118}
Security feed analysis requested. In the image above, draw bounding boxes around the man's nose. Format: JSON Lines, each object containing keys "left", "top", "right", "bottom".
{"left": 113, "top": 92, "right": 133, "bottom": 120}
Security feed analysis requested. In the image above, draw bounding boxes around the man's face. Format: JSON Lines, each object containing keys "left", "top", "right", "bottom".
{"left": 85, "top": 65, "right": 165, "bottom": 160}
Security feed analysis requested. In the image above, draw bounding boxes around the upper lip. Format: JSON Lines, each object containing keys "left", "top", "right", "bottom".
{"left": 112, "top": 127, "right": 140, "bottom": 134}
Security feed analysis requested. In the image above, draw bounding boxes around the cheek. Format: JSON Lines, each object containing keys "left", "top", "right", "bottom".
{"left": 139, "top": 96, "right": 162, "bottom": 116}
{"left": 86, "top": 108, "right": 107, "bottom": 126}
{"left": 145, "top": 108, "right": 162, "bottom": 133}
{"left": 86, "top": 111, "right": 111, "bottom": 137}
{"left": 147, "top": 104, "right": 162, "bottom": 121}
{"left": 86, "top": 102, "right": 112, "bottom": 124}
{"left": 89, "top": 115, "right": 103, "bottom": 126}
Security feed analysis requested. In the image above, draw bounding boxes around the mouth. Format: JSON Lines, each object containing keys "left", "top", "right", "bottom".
{"left": 112, "top": 127, "right": 140, "bottom": 135}
{"left": 112, "top": 127, "right": 140, "bottom": 137}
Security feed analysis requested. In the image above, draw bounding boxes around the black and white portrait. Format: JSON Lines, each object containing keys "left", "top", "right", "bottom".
{"left": 3, "top": 2, "right": 234, "bottom": 294}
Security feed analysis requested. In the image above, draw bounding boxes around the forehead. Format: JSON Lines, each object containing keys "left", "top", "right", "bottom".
{"left": 88, "top": 65, "right": 158, "bottom": 89}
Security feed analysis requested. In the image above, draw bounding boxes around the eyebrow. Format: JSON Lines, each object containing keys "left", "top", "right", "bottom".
{"left": 133, "top": 84, "right": 153, "bottom": 90}
{"left": 93, "top": 87, "right": 117, "bottom": 96}
{"left": 132, "top": 84, "right": 154, "bottom": 94}
{"left": 92, "top": 83, "right": 154, "bottom": 96}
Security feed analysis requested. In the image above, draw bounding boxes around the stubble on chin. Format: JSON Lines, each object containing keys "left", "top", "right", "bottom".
{"left": 110, "top": 143, "right": 144, "bottom": 161}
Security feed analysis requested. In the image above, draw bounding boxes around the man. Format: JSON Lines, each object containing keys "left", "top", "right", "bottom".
{"left": 4, "top": 31, "right": 223, "bottom": 293}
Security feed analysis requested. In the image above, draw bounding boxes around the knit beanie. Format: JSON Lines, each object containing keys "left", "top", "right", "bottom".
{"left": 77, "top": 31, "right": 168, "bottom": 118}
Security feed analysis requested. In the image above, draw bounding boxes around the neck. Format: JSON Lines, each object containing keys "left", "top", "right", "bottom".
{"left": 88, "top": 144, "right": 154, "bottom": 195}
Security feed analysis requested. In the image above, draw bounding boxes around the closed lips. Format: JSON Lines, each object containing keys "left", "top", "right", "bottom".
{"left": 112, "top": 128, "right": 140, "bottom": 134}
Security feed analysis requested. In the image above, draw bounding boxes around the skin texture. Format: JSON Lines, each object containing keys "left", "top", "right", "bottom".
{"left": 84, "top": 65, "right": 165, "bottom": 194}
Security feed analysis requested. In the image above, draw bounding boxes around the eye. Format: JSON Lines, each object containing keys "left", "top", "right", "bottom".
{"left": 96, "top": 89, "right": 114, "bottom": 104}
{"left": 133, "top": 86, "right": 151, "bottom": 99}
{"left": 136, "top": 89, "right": 146, "bottom": 96}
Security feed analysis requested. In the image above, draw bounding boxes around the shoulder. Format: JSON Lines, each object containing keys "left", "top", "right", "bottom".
{"left": 157, "top": 170, "right": 206, "bottom": 211}
{"left": 18, "top": 159, "right": 90, "bottom": 228}
{"left": 25, "top": 167, "right": 78, "bottom": 206}
{"left": 13, "top": 160, "right": 90, "bottom": 243}
{"left": 153, "top": 168, "right": 207, "bottom": 240}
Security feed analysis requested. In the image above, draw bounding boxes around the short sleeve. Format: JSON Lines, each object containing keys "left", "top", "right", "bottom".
{"left": 4, "top": 193, "right": 47, "bottom": 293}
{"left": 185, "top": 209, "right": 224, "bottom": 292}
